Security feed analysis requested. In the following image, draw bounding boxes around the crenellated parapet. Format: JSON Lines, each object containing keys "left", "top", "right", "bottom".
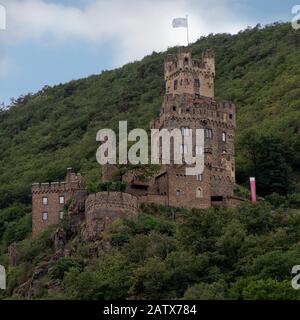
{"left": 32, "top": 182, "right": 70, "bottom": 194}
{"left": 164, "top": 47, "right": 215, "bottom": 98}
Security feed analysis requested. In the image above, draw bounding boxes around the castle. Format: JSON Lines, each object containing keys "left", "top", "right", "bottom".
{"left": 32, "top": 47, "right": 240, "bottom": 237}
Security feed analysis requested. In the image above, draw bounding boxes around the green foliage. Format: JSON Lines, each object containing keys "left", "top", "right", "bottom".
{"left": 3, "top": 203, "right": 300, "bottom": 300}
{"left": 62, "top": 203, "right": 300, "bottom": 300}
{"left": 87, "top": 181, "right": 126, "bottom": 193}
{"left": 63, "top": 251, "right": 131, "bottom": 300}
{"left": 123, "top": 213, "right": 176, "bottom": 236}
{"left": 19, "top": 226, "right": 56, "bottom": 265}
{"left": 239, "top": 133, "right": 290, "bottom": 196}
{"left": 3, "top": 214, "right": 31, "bottom": 246}
{"left": 48, "top": 257, "right": 83, "bottom": 280}
{"left": 229, "top": 278, "right": 300, "bottom": 300}
{"left": 183, "top": 281, "right": 227, "bottom": 300}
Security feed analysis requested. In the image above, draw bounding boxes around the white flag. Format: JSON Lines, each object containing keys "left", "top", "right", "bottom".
{"left": 172, "top": 17, "right": 188, "bottom": 28}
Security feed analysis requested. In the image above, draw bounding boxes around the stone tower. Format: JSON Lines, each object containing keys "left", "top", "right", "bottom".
{"left": 164, "top": 47, "right": 215, "bottom": 98}
{"left": 150, "top": 47, "right": 236, "bottom": 208}
{"left": 31, "top": 168, "right": 85, "bottom": 237}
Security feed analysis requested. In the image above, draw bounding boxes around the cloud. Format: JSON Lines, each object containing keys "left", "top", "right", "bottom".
{"left": 1, "top": 0, "right": 253, "bottom": 65}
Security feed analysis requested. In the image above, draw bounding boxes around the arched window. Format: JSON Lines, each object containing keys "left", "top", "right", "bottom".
{"left": 196, "top": 187, "right": 203, "bottom": 198}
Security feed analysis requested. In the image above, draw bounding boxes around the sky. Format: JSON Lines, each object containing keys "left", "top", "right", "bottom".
{"left": 0, "top": 0, "right": 298, "bottom": 105}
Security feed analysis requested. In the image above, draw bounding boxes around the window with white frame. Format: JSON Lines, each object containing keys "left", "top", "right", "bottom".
{"left": 59, "top": 196, "right": 65, "bottom": 204}
{"left": 59, "top": 211, "right": 64, "bottom": 220}
{"left": 42, "top": 212, "right": 48, "bottom": 221}
{"left": 222, "top": 132, "right": 227, "bottom": 142}
{"left": 42, "top": 197, "right": 48, "bottom": 205}
{"left": 205, "top": 129, "right": 213, "bottom": 139}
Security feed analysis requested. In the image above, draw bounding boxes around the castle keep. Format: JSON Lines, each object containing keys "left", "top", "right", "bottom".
{"left": 143, "top": 47, "right": 236, "bottom": 208}
{"left": 32, "top": 47, "right": 239, "bottom": 237}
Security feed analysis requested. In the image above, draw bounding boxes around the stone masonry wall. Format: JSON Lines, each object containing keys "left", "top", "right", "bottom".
{"left": 84, "top": 192, "right": 139, "bottom": 239}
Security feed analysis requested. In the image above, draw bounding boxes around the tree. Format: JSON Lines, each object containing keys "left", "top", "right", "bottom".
{"left": 239, "top": 133, "right": 290, "bottom": 196}
{"left": 183, "top": 281, "right": 227, "bottom": 300}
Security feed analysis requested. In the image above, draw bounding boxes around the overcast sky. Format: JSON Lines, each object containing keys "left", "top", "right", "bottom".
{"left": 0, "top": 0, "right": 298, "bottom": 105}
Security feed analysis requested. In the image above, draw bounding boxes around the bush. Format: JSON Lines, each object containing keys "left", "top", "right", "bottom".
{"left": 3, "top": 214, "right": 31, "bottom": 246}
{"left": 48, "top": 257, "right": 83, "bottom": 280}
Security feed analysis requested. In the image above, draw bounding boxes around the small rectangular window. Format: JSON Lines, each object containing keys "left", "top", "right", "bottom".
{"left": 196, "top": 174, "right": 203, "bottom": 182}
{"left": 222, "top": 132, "right": 227, "bottom": 142}
{"left": 42, "top": 197, "right": 48, "bottom": 205}
{"left": 176, "top": 190, "right": 181, "bottom": 196}
{"left": 174, "top": 80, "right": 178, "bottom": 90}
{"left": 59, "top": 211, "right": 64, "bottom": 220}
{"left": 59, "top": 196, "right": 65, "bottom": 204}
{"left": 205, "top": 129, "right": 213, "bottom": 139}
{"left": 42, "top": 212, "right": 48, "bottom": 221}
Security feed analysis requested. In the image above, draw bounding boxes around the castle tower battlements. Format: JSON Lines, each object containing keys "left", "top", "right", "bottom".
{"left": 164, "top": 47, "right": 215, "bottom": 98}
{"left": 31, "top": 168, "right": 85, "bottom": 237}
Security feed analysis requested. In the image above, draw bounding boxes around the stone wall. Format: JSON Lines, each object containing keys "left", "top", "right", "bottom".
{"left": 138, "top": 194, "right": 168, "bottom": 206}
{"left": 84, "top": 192, "right": 139, "bottom": 239}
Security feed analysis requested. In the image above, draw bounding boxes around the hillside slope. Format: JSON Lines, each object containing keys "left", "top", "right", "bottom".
{"left": 0, "top": 22, "right": 300, "bottom": 250}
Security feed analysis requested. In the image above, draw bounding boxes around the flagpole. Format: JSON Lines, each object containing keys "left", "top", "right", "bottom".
{"left": 186, "top": 14, "right": 190, "bottom": 46}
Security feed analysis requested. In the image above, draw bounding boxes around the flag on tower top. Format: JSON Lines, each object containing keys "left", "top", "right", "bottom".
{"left": 172, "top": 17, "right": 188, "bottom": 28}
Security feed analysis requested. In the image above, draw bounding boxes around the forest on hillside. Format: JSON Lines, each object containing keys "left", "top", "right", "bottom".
{"left": 1, "top": 202, "right": 300, "bottom": 300}
{"left": 0, "top": 22, "right": 300, "bottom": 299}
